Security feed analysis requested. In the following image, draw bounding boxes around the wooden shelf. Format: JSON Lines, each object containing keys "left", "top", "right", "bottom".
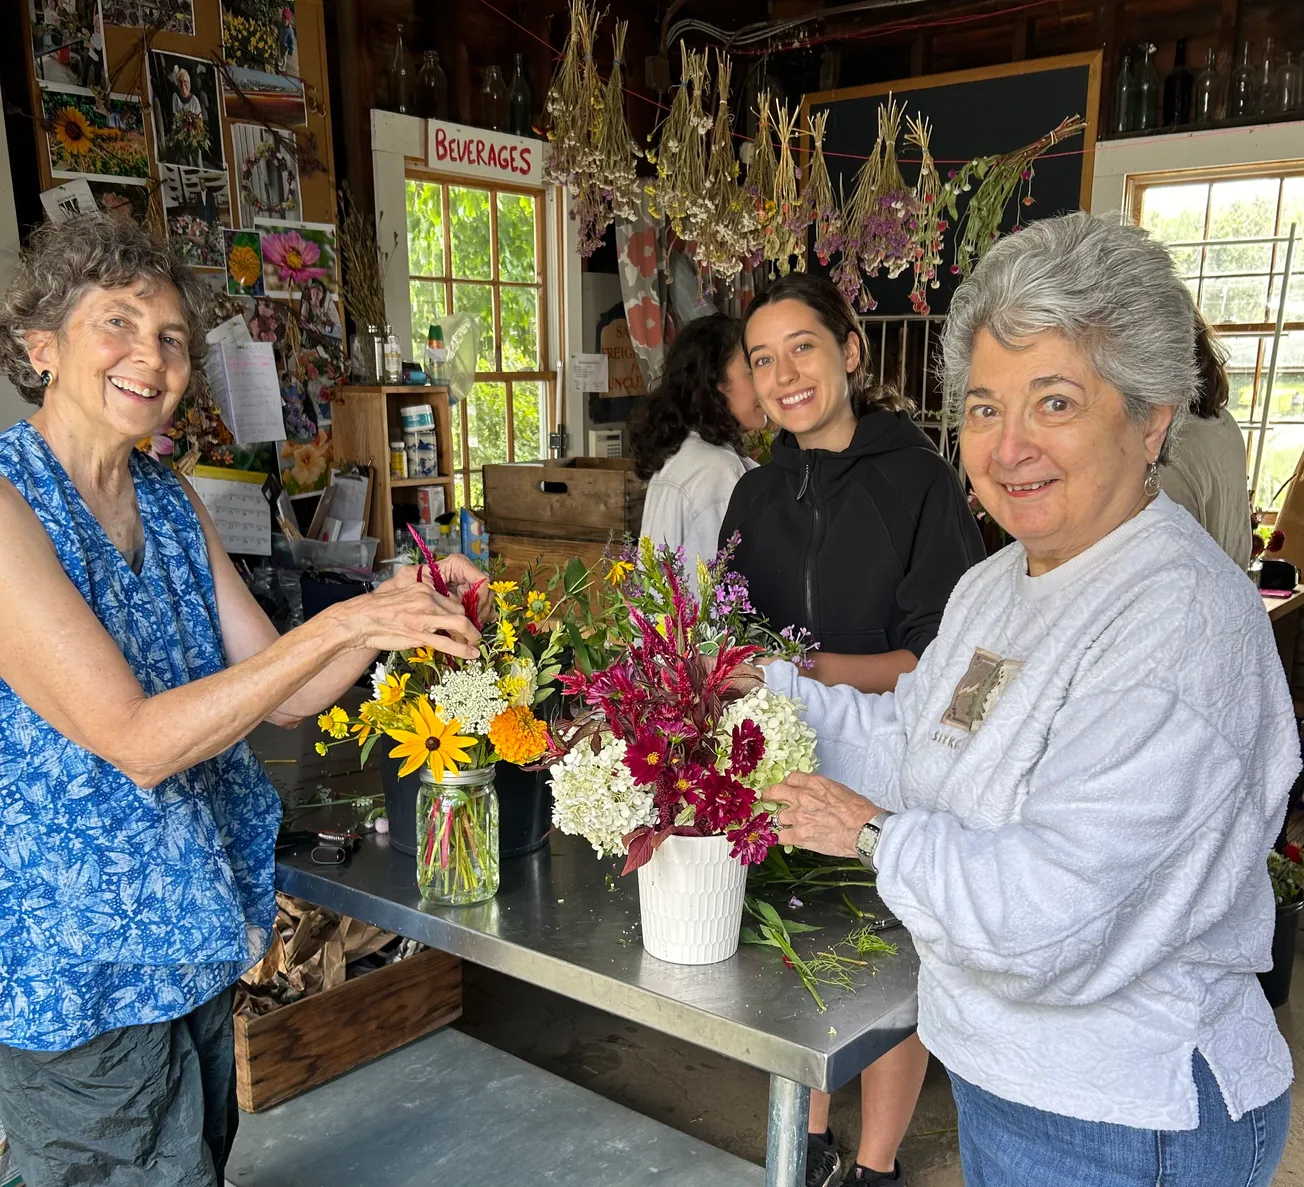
{"left": 391, "top": 475, "right": 455, "bottom": 488}
{"left": 329, "top": 385, "right": 455, "bottom": 560}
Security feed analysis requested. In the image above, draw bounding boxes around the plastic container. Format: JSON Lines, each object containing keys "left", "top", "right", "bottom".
{"left": 399, "top": 403, "right": 435, "bottom": 430}
{"left": 278, "top": 534, "right": 380, "bottom": 572}
{"left": 636, "top": 835, "right": 748, "bottom": 965}
{"left": 403, "top": 427, "right": 438, "bottom": 478}
{"left": 389, "top": 440, "right": 408, "bottom": 479}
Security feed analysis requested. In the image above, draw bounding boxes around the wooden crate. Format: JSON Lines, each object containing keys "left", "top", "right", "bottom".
{"left": 490, "top": 533, "right": 611, "bottom": 587}
{"left": 234, "top": 946, "right": 461, "bottom": 1112}
{"left": 482, "top": 458, "right": 645, "bottom": 543}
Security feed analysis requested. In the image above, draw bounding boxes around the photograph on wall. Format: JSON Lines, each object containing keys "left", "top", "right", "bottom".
{"left": 101, "top": 0, "right": 193, "bottom": 35}
{"left": 30, "top": 0, "right": 104, "bottom": 89}
{"left": 41, "top": 87, "right": 149, "bottom": 181}
{"left": 89, "top": 178, "right": 153, "bottom": 223}
{"left": 225, "top": 228, "right": 264, "bottom": 296}
{"left": 147, "top": 50, "right": 224, "bottom": 171}
{"left": 230, "top": 121, "right": 299, "bottom": 227}
{"left": 254, "top": 219, "right": 338, "bottom": 300}
{"left": 222, "top": 65, "right": 306, "bottom": 127}
{"left": 160, "top": 165, "right": 230, "bottom": 268}
{"left": 221, "top": 0, "right": 297, "bottom": 78}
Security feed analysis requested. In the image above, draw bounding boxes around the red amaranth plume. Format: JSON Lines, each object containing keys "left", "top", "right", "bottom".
{"left": 406, "top": 523, "right": 451, "bottom": 596}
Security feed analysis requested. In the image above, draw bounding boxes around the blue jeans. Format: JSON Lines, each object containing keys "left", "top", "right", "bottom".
{"left": 949, "top": 1052, "right": 1289, "bottom": 1187}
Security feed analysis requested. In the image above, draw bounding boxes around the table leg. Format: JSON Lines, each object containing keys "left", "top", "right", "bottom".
{"left": 765, "top": 1073, "right": 810, "bottom": 1187}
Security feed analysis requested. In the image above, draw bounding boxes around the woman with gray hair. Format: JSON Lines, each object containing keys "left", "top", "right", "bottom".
{"left": 0, "top": 214, "right": 485, "bottom": 1186}
{"left": 756, "top": 211, "right": 1294, "bottom": 1185}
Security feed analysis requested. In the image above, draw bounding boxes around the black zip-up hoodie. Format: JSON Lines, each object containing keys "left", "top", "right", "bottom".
{"left": 719, "top": 409, "right": 986, "bottom": 657}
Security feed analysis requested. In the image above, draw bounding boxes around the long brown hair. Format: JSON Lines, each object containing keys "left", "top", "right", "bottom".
{"left": 742, "top": 272, "right": 915, "bottom": 416}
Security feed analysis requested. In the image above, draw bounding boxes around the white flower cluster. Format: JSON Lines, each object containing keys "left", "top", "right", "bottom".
{"left": 716, "top": 688, "right": 818, "bottom": 792}
{"left": 550, "top": 737, "right": 657, "bottom": 860}
{"left": 427, "top": 661, "right": 507, "bottom": 735}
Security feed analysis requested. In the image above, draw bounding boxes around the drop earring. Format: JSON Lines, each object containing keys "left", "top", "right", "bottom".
{"left": 1144, "top": 460, "right": 1160, "bottom": 497}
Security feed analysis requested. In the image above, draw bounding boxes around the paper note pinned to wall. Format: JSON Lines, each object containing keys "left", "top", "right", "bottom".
{"left": 569, "top": 353, "right": 609, "bottom": 393}
{"left": 188, "top": 474, "right": 271, "bottom": 556}
{"left": 205, "top": 341, "right": 286, "bottom": 445}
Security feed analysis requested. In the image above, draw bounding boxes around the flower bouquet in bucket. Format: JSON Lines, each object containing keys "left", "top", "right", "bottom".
{"left": 317, "top": 530, "right": 563, "bottom": 905}
{"left": 546, "top": 538, "right": 818, "bottom": 964}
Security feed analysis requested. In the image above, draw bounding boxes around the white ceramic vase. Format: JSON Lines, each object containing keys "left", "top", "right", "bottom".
{"left": 636, "top": 834, "right": 748, "bottom": 965}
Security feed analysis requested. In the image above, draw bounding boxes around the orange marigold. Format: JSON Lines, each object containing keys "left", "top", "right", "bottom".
{"left": 488, "top": 704, "right": 549, "bottom": 765}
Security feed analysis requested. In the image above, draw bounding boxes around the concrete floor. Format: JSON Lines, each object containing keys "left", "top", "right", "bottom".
{"left": 456, "top": 933, "right": 1304, "bottom": 1185}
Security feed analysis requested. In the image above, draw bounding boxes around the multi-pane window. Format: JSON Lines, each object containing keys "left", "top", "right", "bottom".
{"left": 1136, "top": 169, "right": 1304, "bottom": 507}
{"left": 405, "top": 176, "right": 553, "bottom": 509}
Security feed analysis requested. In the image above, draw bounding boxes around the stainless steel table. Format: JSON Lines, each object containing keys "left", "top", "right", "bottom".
{"left": 275, "top": 827, "right": 919, "bottom": 1187}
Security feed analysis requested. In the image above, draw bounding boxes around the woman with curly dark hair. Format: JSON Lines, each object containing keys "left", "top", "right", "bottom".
{"left": 631, "top": 313, "right": 766, "bottom": 584}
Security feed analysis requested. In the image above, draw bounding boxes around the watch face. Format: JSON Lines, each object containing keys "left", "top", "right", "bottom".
{"left": 856, "top": 823, "right": 877, "bottom": 859}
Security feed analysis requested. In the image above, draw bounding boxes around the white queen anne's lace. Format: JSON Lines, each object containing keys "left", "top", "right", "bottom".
{"left": 716, "top": 687, "right": 818, "bottom": 791}
{"left": 549, "top": 737, "right": 656, "bottom": 859}
{"left": 427, "top": 661, "right": 507, "bottom": 735}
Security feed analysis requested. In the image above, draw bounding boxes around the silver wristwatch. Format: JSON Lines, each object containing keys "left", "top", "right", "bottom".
{"left": 855, "top": 813, "right": 890, "bottom": 872}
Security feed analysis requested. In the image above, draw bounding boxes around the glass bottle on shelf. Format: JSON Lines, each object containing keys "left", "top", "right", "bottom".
{"left": 416, "top": 50, "right": 450, "bottom": 121}
{"left": 383, "top": 324, "right": 402, "bottom": 385}
{"left": 1163, "top": 37, "right": 1193, "bottom": 126}
{"left": 508, "top": 53, "right": 532, "bottom": 137}
{"left": 1228, "top": 41, "right": 1257, "bottom": 118}
{"left": 1136, "top": 43, "right": 1161, "bottom": 131}
{"left": 1274, "top": 52, "right": 1302, "bottom": 114}
{"left": 1113, "top": 49, "right": 1136, "bottom": 134}
{"left": 1193, "top": 47, "right": 1221, "bottom": 123}
{"left": 480, "top": 65, "right": 509, "bottom": 132}
{"left": 1257, "top": 36, "right": 1276, "bottom": 114}
{"left": 389, "top": 23, "right": 413, "bottom": 115}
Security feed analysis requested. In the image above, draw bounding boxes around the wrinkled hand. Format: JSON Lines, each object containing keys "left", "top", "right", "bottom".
{"left": 772, "top": 772, "right": 883, "bottom": 859}
{"left": 334, "top": 579, "right": 480, "bottom": 658}
{"left": 437, "top": 554, "right": 493, "bottom": 622}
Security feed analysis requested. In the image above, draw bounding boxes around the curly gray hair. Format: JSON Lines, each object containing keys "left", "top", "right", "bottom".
{"left": 939, "top": 212, "right": 1196, "bottom": 463}
{"left": 0, "top": 212, "right": 213, "bottom": 406}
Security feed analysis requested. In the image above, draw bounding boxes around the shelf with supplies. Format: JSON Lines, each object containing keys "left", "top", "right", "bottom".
{"left": 328, "top": 385, "right": 456, "bottom": 562}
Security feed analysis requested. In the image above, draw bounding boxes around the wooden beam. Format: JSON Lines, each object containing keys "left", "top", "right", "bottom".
{"left": 910, "top": 29, "right": 933, "bottom": 77}
{"left": 1012, "top": 17, "right": 1035, "bottom": 61}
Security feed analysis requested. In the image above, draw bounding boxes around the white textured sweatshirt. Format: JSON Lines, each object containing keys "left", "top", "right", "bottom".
{"left": 765, "top": 494, "right": 1297, "bottom": 1130}
{"left": 639, "top": 433, "right": 755, "bottom": 591}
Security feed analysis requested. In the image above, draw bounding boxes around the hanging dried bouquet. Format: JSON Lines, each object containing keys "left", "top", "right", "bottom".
{"left": 649, "top": 45, "right": 712, "bottom": 246}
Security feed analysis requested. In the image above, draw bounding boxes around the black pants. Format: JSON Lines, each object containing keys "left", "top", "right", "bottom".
{"left": 0, "top": 988, "right": 237, "bottom": 1187}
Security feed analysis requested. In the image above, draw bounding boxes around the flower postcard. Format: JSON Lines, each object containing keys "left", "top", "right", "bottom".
{"left": 225, "top": 228, "right": 264, "bottom": 297}
{"left": 254, "top": 219, "right": 338, "bottom": 299}
{"left": 41, "top": 87, "right": 149, "bottom": 181}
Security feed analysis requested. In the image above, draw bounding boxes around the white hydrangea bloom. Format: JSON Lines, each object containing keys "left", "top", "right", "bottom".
{"left": 550, "top": 737, "right": 656, "bottom": 859}
{"left": 716, "top": 687, "right": 818, "bottom": 791}
{"left": 427, "top": 661, "right": 508, "bottom": 735}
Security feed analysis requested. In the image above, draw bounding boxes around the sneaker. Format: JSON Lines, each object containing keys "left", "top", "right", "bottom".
{"left": 841, "top": 1161, "right": 908, "bottom": 1185}
{"left": 805, "top": 1128, "right": 842, "bottom": 1187}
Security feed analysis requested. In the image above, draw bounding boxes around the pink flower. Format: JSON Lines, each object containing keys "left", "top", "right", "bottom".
{"left": 623, "top": 730, "right": 670, "bottom": 786}
{"left": 728, "top": 719, "right": 765, "bottom": 778}
{"left": 728, "top": 814, "right": 777, "bottom": 865}
{"left": 624, "top": 226, "right": 657, "bottom": 279}
{"left": 262, "top": 230, "right": 327, "bottom": 287}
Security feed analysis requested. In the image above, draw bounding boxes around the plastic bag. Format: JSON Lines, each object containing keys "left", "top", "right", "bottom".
{"left": 439, "top": 312, "right": 478, "bottom": 408}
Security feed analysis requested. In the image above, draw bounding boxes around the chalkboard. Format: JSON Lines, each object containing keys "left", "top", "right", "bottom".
{"left": 801, "top": 52, "right": 1102, "bottom": 316}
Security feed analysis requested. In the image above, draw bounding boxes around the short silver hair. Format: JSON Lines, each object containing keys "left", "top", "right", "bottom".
{"left": 939, "top": 212, "right": 1195, "bottom": 463}
{"left": 0, "top": 212, "right": 212, "bottom": 406}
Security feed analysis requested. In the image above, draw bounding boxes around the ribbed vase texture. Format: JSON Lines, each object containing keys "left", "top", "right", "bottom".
{"left": 637, "top": 834, "right": 748, "bottom": 965}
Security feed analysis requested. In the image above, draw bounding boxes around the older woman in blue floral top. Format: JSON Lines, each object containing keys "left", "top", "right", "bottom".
{"left": 0, "top": 214, "right": 482, "bottom": 1187}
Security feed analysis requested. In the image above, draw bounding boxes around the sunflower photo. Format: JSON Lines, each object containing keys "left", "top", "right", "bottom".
{"left": 254, "top": 219, "right": 338, "bottom": 299}
{"left": 42, "top": 88, "right": 149, "bottom": 181}
{"left": 225, "top": 229, "right": 264, "bottom": 296}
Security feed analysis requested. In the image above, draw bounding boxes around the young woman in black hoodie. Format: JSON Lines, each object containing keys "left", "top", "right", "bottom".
{"left": 721, "top": 273, "right": 984, "bottom": 1186}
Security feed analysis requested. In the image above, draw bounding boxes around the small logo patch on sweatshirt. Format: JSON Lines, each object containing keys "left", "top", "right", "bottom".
{"left": 941, "top": 648, "right": 1023, "bottom": 734}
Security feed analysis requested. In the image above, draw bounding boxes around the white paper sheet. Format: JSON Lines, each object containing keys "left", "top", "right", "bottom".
{"left": 570, "top": 353, "right": 609, "bottom": 393}
{"left": 205, "top": 341, "right": 286, "bottom": 445}
{"left": 40, "top": 180, "right": 95, "bottom": 224}
{"left": 188, "top": 475, "right": 271, "bottom": 556}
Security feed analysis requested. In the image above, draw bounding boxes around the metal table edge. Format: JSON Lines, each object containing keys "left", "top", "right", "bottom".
{"left": 275, "top": 858, "right": 915, "bottom": 1092}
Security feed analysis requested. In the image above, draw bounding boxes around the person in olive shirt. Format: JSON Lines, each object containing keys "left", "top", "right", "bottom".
{"left": 720, "top": 273, "right": 984, "bottom": 1186}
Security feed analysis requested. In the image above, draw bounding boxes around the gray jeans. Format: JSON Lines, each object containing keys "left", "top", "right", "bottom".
{"left": 0, "top": 987, "right": 237, "bottom": 1187}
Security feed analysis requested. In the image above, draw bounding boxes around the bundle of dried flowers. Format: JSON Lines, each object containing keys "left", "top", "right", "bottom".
{"left": 905, "top": 115, "right": 945, "bottom": 315}
{"left": 764, "top": 102, "right": 805, "bottom": 276}
{"left": 650, "top": 46, "right": 712, "bottom": 245}
{"left": 804, "top": 110, "right": 840, "bottom": 269}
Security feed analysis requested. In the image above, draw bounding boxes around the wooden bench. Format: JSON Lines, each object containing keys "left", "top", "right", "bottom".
{"left": 225, "top": 1026, "right": 763, "bottom": 1186}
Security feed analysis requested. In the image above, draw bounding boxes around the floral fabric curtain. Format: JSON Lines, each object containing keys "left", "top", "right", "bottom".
{"left": 615, "top": 198, "right": 666, "bottom": 389}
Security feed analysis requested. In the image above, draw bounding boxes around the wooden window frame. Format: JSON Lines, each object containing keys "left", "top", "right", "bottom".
{"left": 404, "top": 168, "right": 557, "bottom": 508}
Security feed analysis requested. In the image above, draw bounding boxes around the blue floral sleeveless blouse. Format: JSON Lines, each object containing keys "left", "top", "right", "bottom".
{"left": 0, "top": 421, "right": 281, "bottom": 1051}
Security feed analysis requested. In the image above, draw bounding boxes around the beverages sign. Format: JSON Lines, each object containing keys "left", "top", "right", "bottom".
{"left": 425, "top": 118, "right": 544, "bottom": 185}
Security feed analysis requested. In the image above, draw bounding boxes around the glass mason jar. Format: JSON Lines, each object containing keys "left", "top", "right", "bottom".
{"left": 417, "top": 766, "right": 500, "bottom": 905}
